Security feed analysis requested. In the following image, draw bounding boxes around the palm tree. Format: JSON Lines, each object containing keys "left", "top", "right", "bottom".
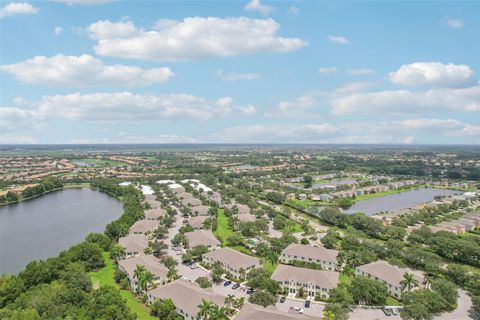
{"left": 109, "top": 244, "right": 125, "bottom": 263}
{"left": 234, "top": 297, "right": 245, "bottom": 309}
{"left": 197, "top": 299, "right": 212, "bottom": 320}
{"left": 138, "top": 270, "right": 154, "bottom": 292}
{"left": 238, "top": 268, "right": 246, "bottom": 282}
{"left": 400, "top": 272, "right": 419, "bottom": 292}
{"left": 209, "top": 305, "right": 228, "bottom": 320}
{"left": 423, "top": 276, "right": 432, "bottom": 289}
{"left": 167, "top": 268, "right": 178, "bottom": 281}
{"left": 266, "top": 251, "right": 279, "bottom": 265}
{"left": 224, "top": 294, "right": 235, "bottom": 308}
{"left": 133, "top": 264, "right": 147, "bottom": 291}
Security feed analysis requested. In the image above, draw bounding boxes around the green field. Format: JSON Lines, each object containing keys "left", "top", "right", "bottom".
{"left": 386, "top": 296, "right": 401, "bottom": 306}
{"left": 89, "top": 252, "right": 156, "bottom": 320}
{"left": 339, "top": 272, "right": 353, "bottom": 285}
{"left": 214, "top": 209, "right": 233, "bottom": 245}
{"left": 262, "top": 260, "right": 278, "bottom": 274}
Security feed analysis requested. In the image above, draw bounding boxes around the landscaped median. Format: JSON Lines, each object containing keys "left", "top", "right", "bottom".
{"left": 89, "top": 252, "right": 157, "bottom": 320}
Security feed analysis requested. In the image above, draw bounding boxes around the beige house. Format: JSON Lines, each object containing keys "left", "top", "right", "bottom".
{"left": 271, "top": 264, "right": 339, "bottom": 299}
{"left": 355, "top": 260, "right": 425, "bottom": 298}
{"left": 191, "top": 205, "right": 210, "bottom": 216}
{"left": 144, "top": 208, "right": 166, "bottom": 221}
{"left": 148, "top": 280, "right": 225, "bottom": 320}
{"left": 118, "top": 254, "right": 169, "bottom": 291}
{"left": 118, "top": 234, "right": 149, "bottom": 257}
{"left": 185, "top": 230, "right": 220, "bottom": 249}
{"left": 202, "top": 247, "right": 261, "bottom": 278}
{"left": 189, "top": 215, "right": 208, "bottom": 229}
{"left": 280, "top": 243, "right": 339, "bottom": 271}
{"left": 144, "top": 194, "right": 161, "bottom": 209}
{"left": 237, "top": 212, "right": 257, "bottom": 223}
{"left": 129, "top": 219, "right": 159, "bottom": 235}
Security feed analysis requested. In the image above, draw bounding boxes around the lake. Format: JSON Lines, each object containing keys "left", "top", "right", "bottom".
{"left": 0, "top": 188, "right": 123, "bottom": 274}
{"left": 343, "top": 188, "right": 460, "bottom": 216}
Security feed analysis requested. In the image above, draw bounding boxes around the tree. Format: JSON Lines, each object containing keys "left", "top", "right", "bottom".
{"left": 209, "top": 305, "right": 228, "bottom": 320}
{"left": 400, "top": 272, "right": 419, "bottom": 292}
{"left": 400, "top": 301, "right": 433, "bottom": 320}
{"left": 195, "top": 276, "right": 212, "bottom": 288}
{"left": 323, "top": 303, "right": 349, "bottom": 320}
{"left": 211, "top": 263, "right": 224, "bottom": 283}
{"left": 472, "top": 295, "right": 480, "bottom": 316}
{"left": 266, "top": 192, "right": 285, "bottom": 204}
{"left": 303, "top": 175, "right": 313, "bottom": 188}
{"left": 161, "top": 256, "right": 178, "bottom": 269}
{"left": 85, "top": 232, "right": 111, "bottom": 251}
{"left": 249, "top": 289, "right": 277, "bottom": 307}
{"left": 138, "top": 270, "right": 154, "bottom": 292}
{"left": 59, "top": 262, "right": 92, "bottom": 292}
{"left": 151, "top": 240, "right": 168, "bottom": 257}
{"left": 167, "top": 268, "right": 178, "bottom": 281}
{"left": 197, "top": 299, "right": 212, "bottom": 320}
{"left": 109, "top": 244, "right": 126, "bottom": 263}
{"left": 328, "top": 285, "right": 354, "bottom": 307}
{"left": 89, "top": 285, "right": 136, "bottom": 320}
{"left": 348, "top": 276, "right": 388, "bottom": 305}
{"left": 0, "top": 275, "right": 25, "bottom": 308}
{"left": 151, "top": 298, "right": 182, "bottom": 320}
{"left": 337, "top": 198, "right": 353, "bottom": 209}
{"left": 0, "top": 308, "right": 42, "bottom": 320}
{"left": 153, "top": 225, "right": 169, "bottom": 239}
{"left": 431, "top": 279, "right": 457, "bottom": 309}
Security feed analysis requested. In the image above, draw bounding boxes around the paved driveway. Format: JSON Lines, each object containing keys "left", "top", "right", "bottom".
{"left": 349, "top": 307, "right": 401, "bottom": 320}
{"left": 435, "top": 289, "right": 475, "bottom": 320}
{"left": 211, "top": 282, "right": 249, "bottom": 299}
{"left": 275, "top": 297, "right": 324, "bottom": 318}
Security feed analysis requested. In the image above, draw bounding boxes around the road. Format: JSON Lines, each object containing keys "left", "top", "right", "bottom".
{"left": 435, "top": 289, "right": 475, "bottom": 320}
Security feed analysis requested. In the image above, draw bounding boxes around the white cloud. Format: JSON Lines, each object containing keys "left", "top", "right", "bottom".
{"left": 318, "top": 67, "right": 337, "bottom": 75}
{"left": 287, "top": 6, "right": 299, "bottom": 15}
{"left": 0, "top": 2, "right": 38, "bottom": 18}
{"left": 217, "top": 70, "right": 260, "bottom": 81}
{"left": 0, "top": 107, "right": 43, "bottom": 132}
{"left": 330, "top": 85, "right": 480, "bottom": 115}
{"left": 266, "top": 92, "right": 324, "bottom": 118}
{"left": 86, "top": 17, "right": 307, "bottom": 61}
{"left": 327, "top": 35, "right": 350, "bottom": 44}
{"left": 52, "top": 0, "right": 112, "bottom": 5}
{"left": 36, "top": 92, "right": 256, "bottom": 121}
{"left": 0, "top": 135, "right": 37, "bottom": 144}
{"left": 1, "top": 54, "right": 174, "bottom": 86}
{"left": 388, "top": 62, "right": 475, "bottom": 87}
{"left": 70, "top": 133, "right": 195, "bottom": 144}
{"left": 207, "top": 118, "right": 480, "bottom": 143}
{"left": 445, "top": 18, "right": 464, "bottom": 29}
{"left": 54, "top": 26, "right": 63, "bottom": 35}
{"left": 244, "top": 0, "right": 272, "bottom": 15}
{"left": 346, "top": 68, "right": 375, "bottom": 75}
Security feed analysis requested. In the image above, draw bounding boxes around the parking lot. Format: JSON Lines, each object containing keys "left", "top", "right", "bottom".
{"left": 349, "top": 307, "right": 401, "bottom": 320}
{"left": 275, "top": 296, "right": 325, "bottom": 318}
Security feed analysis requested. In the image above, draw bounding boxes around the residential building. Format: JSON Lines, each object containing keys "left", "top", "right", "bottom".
{"left": 202, "top": 247, "right": 261, "bottom": 278}
{"left": 191, "top": 205, "right": 209, "bottom": 216}
{"left": 148, "top": 280, "right": 225, "bottom": 320}
{"left": 144, "top": 208, "right": 166, "bottom": 221}
{"left": 271, "top": 264, "right": 339, "bottom": 299}
{"left": 118, "top": 254, "right": 169, "bottom": 291}
{"left": 129, "top": 219, "right": 159, "bottom": 235}
{"left": 235, "top": 303, "right": 316, "bottom": 320}
{"left": 119, "top": 235, "right": 149, "bottom": 257}
{"left": 189, "top": 215, "right": 208, "bottom": 229}
{"left": 355, "top": 260, "right": 425, "bottom": 298}
{"left": 280, "top": 243, "right": 339, "bottom": 271}
{"left": 185, "top": 230, "right": 220, "bottom": 249}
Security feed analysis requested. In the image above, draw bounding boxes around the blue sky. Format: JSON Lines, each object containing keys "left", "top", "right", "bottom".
{"left": 1, "top": 0, "right": 479, "bottom": 144}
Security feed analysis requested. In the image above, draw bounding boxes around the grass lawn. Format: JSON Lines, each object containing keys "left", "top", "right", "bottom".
{"left": 89, "top": 252, "right": 156, "bottom": 320}
{"left": 262, "top": 260, "right": 278, "bottom": 274}
{"left": 339, "top": 273, "right": 353, "bottom": 285}
{"left": 214, "top": 209, "right": 233, "bottom": 245}
{"left": 386, "top": 296, "right": 401, "bottom": 306}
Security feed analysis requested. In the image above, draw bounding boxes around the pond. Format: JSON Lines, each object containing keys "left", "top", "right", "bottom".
{"left": 343, "top": 188, "right": 460, "bottom": 216}
{"left": 0, "top": 188, "right": 123, "bottom": 274}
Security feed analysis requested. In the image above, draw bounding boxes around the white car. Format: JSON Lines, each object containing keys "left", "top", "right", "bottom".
{"left": 298, "top": 308, "right": 304, "bottom": 314}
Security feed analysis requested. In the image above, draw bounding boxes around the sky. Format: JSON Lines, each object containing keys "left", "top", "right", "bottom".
{"left": 0, "top": 0, "right": 479, "bottom": 144}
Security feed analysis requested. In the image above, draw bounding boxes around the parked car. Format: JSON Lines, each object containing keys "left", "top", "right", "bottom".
{"left": 189, "top": 263, "right": 198, "bottom": 269}
{"left": 298, "top": 308, "right": 304, "bottom": 314}
{"left": 232, "top": 283, "right": 240, "bottom": 290}
{"left": 279, "top": 296, "right": 286, "bottom": 303}
{"left": 182, "top": 219, "right": 189, "bottom": 224}
{"left": 382, "top": 308, "right": 392, "bottom": 316}
{"left": 391, "top": 308, "right": 398, "bottom": 316}
{"left": 223, "top": 280, "right": 232, "bottom": 287}
{"left": 304, "top": 300, "right": 310, "bottom": 308}
{"left": 246, "top": 287, "right": 255, "bottom": 294}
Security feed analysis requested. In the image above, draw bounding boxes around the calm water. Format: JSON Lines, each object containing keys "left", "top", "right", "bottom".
{"left": 344, "top": 188, "right": 460, "bottom": 216}
{"left": 0, "top": 188, "right": 123, "bottom": 274}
